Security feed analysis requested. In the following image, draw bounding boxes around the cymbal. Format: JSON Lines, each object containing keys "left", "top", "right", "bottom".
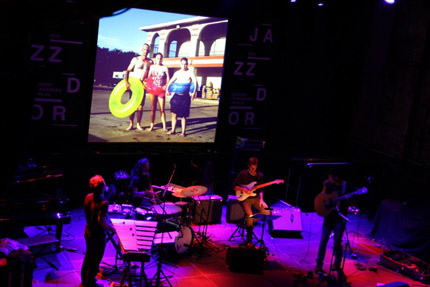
{"left": 172, "top": 191, "right": 185, "bottom": 198}
{"left": 181, "top": 185, "right": 207, "bottom": 197}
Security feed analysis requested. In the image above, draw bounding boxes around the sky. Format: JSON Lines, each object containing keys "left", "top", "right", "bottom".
{"left": 97, "top": 8, "right": 196, "bottom": 54}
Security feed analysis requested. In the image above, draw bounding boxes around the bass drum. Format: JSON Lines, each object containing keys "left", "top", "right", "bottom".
{"left": 175, "top": 225, "right": 194, "bottom": 255}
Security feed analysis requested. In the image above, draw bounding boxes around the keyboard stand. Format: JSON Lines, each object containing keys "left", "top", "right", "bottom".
{"left": 120, "top": 259, "right": 148, "bottom": 287}
{"left": 17, "top": 235, "right": 60, "bottom": 270}
{"left": 110, "top": 219, "right": 158, "bottom": 287}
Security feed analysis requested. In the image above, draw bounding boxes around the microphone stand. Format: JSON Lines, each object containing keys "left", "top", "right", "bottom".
{"left": 327, "top": 207, "right": 350, "bottom": 285}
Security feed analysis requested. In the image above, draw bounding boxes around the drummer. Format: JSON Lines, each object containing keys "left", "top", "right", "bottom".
{"left": 129, "top": 158, "right": 158, "bottom": 209}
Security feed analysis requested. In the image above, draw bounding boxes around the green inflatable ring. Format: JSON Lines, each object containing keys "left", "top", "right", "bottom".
{"left": 109, "top": 77, "right": 144, "bottom": 118}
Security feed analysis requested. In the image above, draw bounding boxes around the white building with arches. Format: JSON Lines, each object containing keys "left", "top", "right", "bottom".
{"left": 139, "top": 16, "right": 228, "bottom": 99}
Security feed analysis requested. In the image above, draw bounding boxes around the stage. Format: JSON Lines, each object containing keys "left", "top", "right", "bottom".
{"left": 19, "top": 202, "right": 422, "bottom": 287}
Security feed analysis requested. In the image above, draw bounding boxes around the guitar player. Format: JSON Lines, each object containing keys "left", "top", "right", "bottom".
{"left": 315, "top": 167, "right": 355, "bottom": 275}
{"left": 232, "top": 157, "right": 270, "bottom": 248}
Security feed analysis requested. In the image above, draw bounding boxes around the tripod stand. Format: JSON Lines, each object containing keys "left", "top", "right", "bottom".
{"left": 228, "top": 217, "right": 258, "bottom": 243}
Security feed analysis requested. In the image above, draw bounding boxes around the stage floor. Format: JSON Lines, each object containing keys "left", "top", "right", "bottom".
{"left": 26, "top": 204, "right": 420, "bottom": 287}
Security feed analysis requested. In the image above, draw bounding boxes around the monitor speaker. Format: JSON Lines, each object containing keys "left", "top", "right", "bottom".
{"left": 268, "top": 200, "right": 303, "bottom": 238}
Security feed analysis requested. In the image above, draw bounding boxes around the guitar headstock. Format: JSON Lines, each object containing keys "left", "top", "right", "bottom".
{"left": 275, "top": 179, "right": 284, "bottom": 184}
{"left": 356, "top": 187, "right": 368, "bottom": 195}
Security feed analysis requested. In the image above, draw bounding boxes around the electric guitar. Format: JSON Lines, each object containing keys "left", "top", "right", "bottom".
{"left": 235, "top": 179, "right": 284, "bottom": 201}
{"left": 314, "top": 187, "right": 367, "bottom": 217}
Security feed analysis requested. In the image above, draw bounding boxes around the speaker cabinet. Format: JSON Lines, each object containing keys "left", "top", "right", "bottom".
{"left": 226, "top": 247, "right": 265, "bottom": 273}
{"left": 226, "top": 195, "right": 245, "bottom": 223}
{"left": 192, "top": 195, "right": 223, "bottom": 225}
{"left": 268, "top": 200, "right": 303, "bottom": 238}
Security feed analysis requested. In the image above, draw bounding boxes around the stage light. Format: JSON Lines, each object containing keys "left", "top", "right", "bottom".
{"left": 384, "top": 0, "right": 395, "bottom": 4}
{"left": 290, "top": 0, "right": 297, "bottom": 2}
{"left": 317, "top": 2, "right": 324, "bottom": 6}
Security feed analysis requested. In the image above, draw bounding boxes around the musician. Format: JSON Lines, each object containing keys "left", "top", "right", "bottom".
{"left": 315, "top": 168, "right": 354, "bottom": 274}
{"left": 129, "top": 158, "right": 157, "bottom": 208}
{"left": 232, "top": 157, "right": 270, "bottom": 248}
{"left": 81, "top": 175, "right": 115, "bottom": 287}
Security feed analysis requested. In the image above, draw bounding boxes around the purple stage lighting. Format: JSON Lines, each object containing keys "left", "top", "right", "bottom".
{"left": 384, "top": 0, "right": 395, "bottom": 4}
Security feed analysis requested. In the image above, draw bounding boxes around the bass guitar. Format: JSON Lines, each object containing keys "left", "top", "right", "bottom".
{"left": 314, "top": 187, "right": 367, "bottom": 217}
{"left": 235, "top": 179, "right": 284, "bottom": 201}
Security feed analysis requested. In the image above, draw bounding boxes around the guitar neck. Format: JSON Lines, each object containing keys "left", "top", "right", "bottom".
{"left": 253, "top": 180, "right": 282, "bottom": 191}
{"left": 333, "top": 189, "right": 366, "bottom": 202}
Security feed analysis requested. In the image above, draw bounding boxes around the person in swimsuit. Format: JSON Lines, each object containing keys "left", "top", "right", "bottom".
{"left": 165, "top": 57, "right": 197, "bottom": 137}
{"left": 145, "top": 53, "right": 169, "bottom": 131}
{"left": 124, "top": 43, "right": 153, "bottom": 131}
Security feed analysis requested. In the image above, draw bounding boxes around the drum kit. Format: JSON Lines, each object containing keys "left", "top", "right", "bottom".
{"left": 134, "top": 184, "right": 208, "bottom": 256}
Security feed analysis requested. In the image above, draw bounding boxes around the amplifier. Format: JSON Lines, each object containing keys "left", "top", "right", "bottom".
{"left": 226, "top": 195, "right": 245, "bottom": 223}
{"left": 268, "top": 200, "right": 303, "bottom": 238}
{"left": 226, "top": 247, "right": 265, "bottom": 273}
{"left": 192, "top": 195, "right": 223, "bottom": 225}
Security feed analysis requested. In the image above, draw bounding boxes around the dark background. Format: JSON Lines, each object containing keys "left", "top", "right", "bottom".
{"left": 2, "top": 0, "right": 430, "bottom": 217}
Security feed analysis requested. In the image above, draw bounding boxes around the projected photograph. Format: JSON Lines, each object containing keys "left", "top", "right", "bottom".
{"left": 88, "top": 8, "right": 228, "bottom": 143}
